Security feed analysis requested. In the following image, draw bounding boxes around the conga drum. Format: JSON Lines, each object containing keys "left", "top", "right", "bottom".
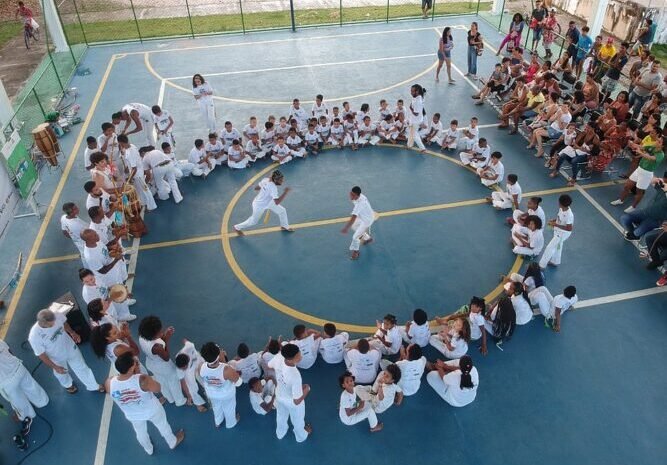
{"left": 32, "top": 123, "right": 61, "bottom": 166}
{"left": 121, "top": 184, "right": 148, "bottom": 238}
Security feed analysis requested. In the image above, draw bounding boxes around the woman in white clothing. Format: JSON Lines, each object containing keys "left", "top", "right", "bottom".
{"left": 426, "top": 355, "right": 478, "bottom": 407}
{"left": 407, "top": 84, "right": 427, "bottom": 152}
{"left": 91, "top": 322, "right": 142, "bottom": 367}
{"left": 510, "top": 262, "right": 553, "bottom": 318}
{"left": 338, "top": 371, "right": 383, "bottom": 432}
{"left": 192, "top": 74, "right": 216, "bottom": 133}
{"left": 138, "top": 316, "right": 186, "bottom": 406}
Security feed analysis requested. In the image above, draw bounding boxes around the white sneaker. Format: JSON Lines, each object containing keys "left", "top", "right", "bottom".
{"left": 123, "top": 314, "right": 137, "bottom": 322}
{"left": 623, "top": 206, "right": 635, "bottom": 213}
{"left": 610, "top": 199, "right": 623, "bottom": 206}
{"left": 126, "top": 298, "right": 137, "bottom": 306}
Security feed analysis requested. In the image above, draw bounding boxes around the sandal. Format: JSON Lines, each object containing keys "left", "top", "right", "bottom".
{"left": 66, "top": 384, "right": 78, "bottom": 394}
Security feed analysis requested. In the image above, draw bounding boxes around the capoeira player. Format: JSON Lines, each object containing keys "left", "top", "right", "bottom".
{"left": 406, "top": 84, "right": 427, "bottom": 152}
{"left": 118, "top": 135, "right": 157, "bottom": 211}
{"left": 120, "top": 103, "right": 155, "bottom": 146}
{"left": 233, "top": 170, "right": 293, "bottom": 235}
{"left": 341, "top": 186, "right": 375, "bottom": 260}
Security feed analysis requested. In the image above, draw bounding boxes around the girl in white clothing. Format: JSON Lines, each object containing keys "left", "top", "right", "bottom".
{"left": 436, "top": 296, "right": 487, "bottom": 355}
{"left": 426, "top": 355, "right": 478, "bottom": 407}
{"left": 138, "top": 316, "right": 186, "bottom": 406}
{"left": 370, "top": 314, "right": 402, "bottom": 355}
{"left": 338, "top": 371, "right": 383, "bottom": 432}
{"left": 512, "top": 215, "right": 545, "bottom": 257}
{"left": 192, "top": 74, "right": 216, "bottom": 133}
{"left": 509, "top": 262, "right": 552, "bottom": 318}
{"left": 354, "top": 364, "right": 403, "bottom": 414}
{"left": 510, "top": 197, "right": 546, "bottom": 231}
{"left": 504, "top": 281, "right": 534, "bottom": 325}
{"left": 429, "top": 317, "right": 470, "bottom": 359}
{"left": 407, "top": 84, "right": 427, "bottom": 151}
{"left": 90, "top": 322, "right": 141, "bottom": 366}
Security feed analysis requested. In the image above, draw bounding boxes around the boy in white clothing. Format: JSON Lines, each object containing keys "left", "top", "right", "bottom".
{"left": 199, "top": 342, "right": 242, "bottom": 428}
{"left": 489, "top": 173, "right": 522, "bottom": 210}
{"left": 229, "top": 343, "right": 262, "bottom": 383}
{"left": 189, "top": 139, "right": 214, "bottom": 177}
{"left": 461, "top": 117, "right": 480, "bottom": 150}
{"left": 248, "top": 377, "right": 276, "bottom": 415}
{"left": 357, "top": 116, "right": 380, "bottom": 147}
{"left": 329, "top": 118, "right": 345, "bottom": 148}
{"left": 539, "top": 194, "right": 574, "bottom": 269}
{"left": 289, "top": 325, "right": 321, "bottom": 370}
{"left": 61, "top": 202, "right": 90, "bottom": 267}
{"left": 246, "top": 133, "right": 267, "bottom": 160}
{"left": 243, "top": 116, "right": 260, "bottom": 142}
{"left": 355, "top": 364, "right": 403, "bottom": 414}
{"left": 289, "top": 99, "right": 309, "bottom": 128}
{"left": 174, "top": 340, "right": 207, "bottom": 413}
{"left": 271, "top": 138, "right": 291, "bottom": 165}
{"left": 205, "top": 133, "right": 226, "bottom": 166}
{"left": 370, "top": 314, "right": 402, "bottom": 356}
{"left": 316, "top": 116, "right": 331, "bottom": 143}
{"left": 151, "top": 105, "right": 175, "bottom": 148}
{"left": 219, "top": 121, "right": 241, "bottom": 153}
{"left": 285, "top": 128, "right": 307, "bottom": 158}
{"left": 439, "top": 119, "right": 460, "bottom": 151}
{"left": 261, "top": 121, "right": 276, "bottom": 152}
{"left": 343, "top": 114, "right": 359, "bottom": 150}
{"left": 477, "top": 151, "right": 505, "bottom": 187}
{"left": 399, "top": 308, "right": 430, "bottom": 347}
{"left": 318, "top": 323, "right": 349, "bottom": 364}
{"left": 543, "top": 285, "right": 578, "bottom": 332}
{"left": 84, "top": 136, "right": 98, "bottom": 170}
{"left": 311, "top": 94, "right": 329, "bottom": 119}
{"left": 378, "top": 99, "right": 392, "bottom": 123}
{"left": 227, "top": 139, "right": 251, "bottom": 169}
{"left": 162, "top": 142, "right": 195, "bottom": 179}
{"left": 344, "top": 338, "right": 381, "bottom": 384}
{"left": 420, "top": 112, "right": 443, "bottom": 145}
{"left": 338, "top": 371, "right": 383, "bottom": 432}
{"left": 460, "top": 137, "right": 490, "bottom": 168}
{"left": 304, "top": 124, "right": 324, "bottom": 155}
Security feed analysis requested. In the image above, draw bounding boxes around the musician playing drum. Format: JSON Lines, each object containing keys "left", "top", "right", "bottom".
{"left": 118, "top": 135, "right": 157, "bottom": 212}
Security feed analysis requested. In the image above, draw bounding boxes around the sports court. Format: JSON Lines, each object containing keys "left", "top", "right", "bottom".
{"left": 0, "top": 13, "right": 666, "bottom": 465}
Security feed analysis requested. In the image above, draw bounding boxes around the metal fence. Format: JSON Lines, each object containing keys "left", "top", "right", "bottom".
{"left": 55, "top": 0, "right": 492, "bottom": 44}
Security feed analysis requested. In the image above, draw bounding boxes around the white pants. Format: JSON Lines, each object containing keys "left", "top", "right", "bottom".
{"left": 199, "top": 101, "right": 217, "bottom": 133}
{"left": 133, "top": 177, "right": 157, "bottom": 211}
{"left": 235, "top": 201, "right": 289, "bottom": 230}
{"left": 111, "top": 300, "right": 132, "bottom": 321}
{"left": 130, "top": 404, "right": 177, "bottom": 455}
{"left": 539, "top": 233, "right": 569, "bottom": 268}
{"left": 175, "top": 160, "right": 195, "bottom": 178}
{"left": 271, "top": 154, "right": 293, "bottom": 165}
{"left": 426, "top": 370, "right": 456, "bottom": 404}
{"left": 0, "top": 364, "right": 49, "bottom": 420}
{"left": 184, "top": 375, "right": 206, "bottom": 406}
{"left": 428, "top": 335, "right": 467, "bottom": 359}
{"left": 481, "top": 176, "right": 499, "bottom": 188}
{"left": 491, "top": 191, "right": 513, "bottom": 209}
{"left": 462, "top": 137, "right": 476, "bottom": 150}
{"left": 290, "top": 148, "right": 306, "bottom": 158}
{"left": 344, "top": 132, "right": 359, "bottom": 146}
{"left": 340, "top": 400, "right": 378, "bottom": 428}
{"left": 349, "top": 219, "right": 372, "bottom": 251}
{"left": 459, "top": 151, "right": 476, "bottom": 165}
{"left": 275, "top": 398, "right": 308, "bottom": 442}
{"left": 513, "top": 245, "right": 540, "bottom": 256}
{"left": 210, "top": 394, "right": 237, "bottom": 428}
{"left": 152, "top": 369, "right": 186, "bottom": 406}
{"left": 51, "top": 347, "right": 99, "bottom": 391}
{"left": 407, "top": 124, "right": 426, "bottom": 150}
{"left": 192, "top": 161, "right": 214, "bottom": 177}
{"left": 73, "top": 241, "right": 90, "bottom": 269}
{"left": 228, "top": 157, "right": 250, "bottom": 169}
{"left": 249, "top": 149, "right": 268, "bottom": 159}
{"left": 153, "top": 163, "right": 183, "bottom": 203}
{"left": 438, "top": 137, "right": 458, "bottom": 150}
{"left": 140, "top": 119, "right": 155, "bottom": 147}
{"left": 380, "top": 132, "right": 399, "bottom": 141}
{"left": 510, "top": 272, "right": 553, "bottom": 316}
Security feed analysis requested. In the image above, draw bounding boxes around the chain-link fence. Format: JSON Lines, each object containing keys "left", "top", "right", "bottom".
{"left": 54, "top": 0, "right": 492, "bottom": 44}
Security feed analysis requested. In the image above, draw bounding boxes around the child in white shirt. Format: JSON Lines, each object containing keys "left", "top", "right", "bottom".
{"left": 271, "top": 136, "right": 293, "bottom": 164}
{"left": 246, "top": 133, "right": 267, "bottom": 160}
{"left": 379, "top": 115, "right": 399, "bottom": 143}
{"left": 219, "top": 121, "right": 241, "bottom": 152}
{"left": 152, "top": 105, "right": 175, "bottom": 148}
{"left": 338, "top": 371, "right": 383, "bottom": 432}
{"left": 311, "top": 94, "right": 329, "bottom": 119}
{"left": 399, "top": 308, "right": 430, "bottom": 347}
{"left": 205, "top": 133, "right": 226, "bottom": 165}
{"left": 275, "top": 117, "right": 290, "bottom": 139}
{"left": 393, "top": 99, "right": 406, "bottom": 121}
{"left": 429, "top": 317, "right": 470, "bottom": 359}
{"left": 286, "top": 128, "right": 306, "bottom": 158}
{"left": 461, "top": 117, "right": 480, "bottom": 150}
{"left": 84, "top": 136, "right": 98, "bottom": 170}
{"left": 289, "top": 98, "right": 308, "bottom": 128}
{"left": 189, "top": 138, "right": 214, "bottom": 176}
{"left": 248, "top": 377, "right": 276, "bottom": 415}
{"left": 289, "top": 325, "right": 321, "bottom": 369}
{"left": 227, "top": 139, "right": 251, "bottom": 169}
{"left": 439, "top": 119, "right": 460, "bottom": 151}
{"left": 329, "top": 118, "right": 345, "bottom": 148}
{"left": 460, "top": 138, "right": 490, "bottom": 168}
{"left": 318, "top": 323, "right": 349, "bottom": 364}
{"left": 243, "top": 116, "right": 260, "bottom": 142}
{"left": 420, "top": 112, "right": 443, "bottom": 145}
{"left": 175, "top": 339, "right": 208, "bottom": 412}
{"left": 356, "top": 103, "right": 370, "bottom": 126}
{"left": 357, "top": 116, "right": 380, "bottom": 147}
{"left": 355, "top": 364, "right": 403, "bottom": 414}
{"left": 477, "top": 151, "right": 505, "bottom": 187}
{"left": 378, "top": 99, "right": 392, "bottom": 123}
{"left": 162, "top": 142, "right": 195, "bottom": 179}
{"left": 316, "top": 116, "right": 331, "bottom": 143}
{"left": 229, "top": 343, "right": 262, "bottom": 383}
{"left": 370, "top": 314, "right": 402, "bottom": 356}
{"left": 261, "top": 121, "right": 276, "bottom": 151}
{"left": 344, "top": 339, "right": 381, "bottom": 385}
{"left": 343, "top": 114, "right": 359, "bottom": 149}
{"left": 304, "top": 124, "right": 323, "bottom": 155}
{"left": 543, "top": 286, "right": 578, "bottom": 332}
{"left": 490, "top": 173, "right": 522, "bottom": 209}
{"left": 512, "top": 215, "right": 545, "bottom": 257}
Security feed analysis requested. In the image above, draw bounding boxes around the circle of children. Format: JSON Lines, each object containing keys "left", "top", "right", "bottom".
{"left": 6, "top": 17, "right": 667, "bottom": 454}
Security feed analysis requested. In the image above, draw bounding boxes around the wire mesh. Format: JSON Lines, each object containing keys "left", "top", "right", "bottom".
{"left": 189, "top": 0, "right": 245, "bottom": 34}
{"left": 293, "top": 0, "right": 341, "bottom": 27}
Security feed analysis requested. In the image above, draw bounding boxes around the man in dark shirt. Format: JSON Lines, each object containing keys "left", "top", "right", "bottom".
{"left": 530, "top": 0, "right": 549, "bottom": 50}
{"left": 565, "top": 21, "right": 580, "bottom": 61}
{"left": 601, "top": 42, "right": 629, "bottom": 99}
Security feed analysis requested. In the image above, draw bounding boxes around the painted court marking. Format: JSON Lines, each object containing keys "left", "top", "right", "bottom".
{"left": 575, "top": 286, "right": 667, "bottom": 309}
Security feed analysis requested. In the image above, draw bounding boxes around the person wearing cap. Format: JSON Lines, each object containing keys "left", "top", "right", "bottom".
{"left": 268, "top": 343, "right": 312, "bottom": 442}
{"left": 28, "top": 309, "right": 103, "bottom": 394}
{"left": 234, "top": 170, "right": 293, "bottom": 235}
{"left": 341, "top": 186, "right": 376, "bottom": 260}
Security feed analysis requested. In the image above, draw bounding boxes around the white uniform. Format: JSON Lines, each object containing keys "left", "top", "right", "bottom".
{"left": 28, "top": 313, "right": 99, "bottom": 391}
{"left": 461, "top": 125, "right": 479, "bottom": 150}
{"left": 84, "top": 242, "right": 127, "bottom": 288}
{"left": 492, "top": 181, "right": 522, "bottom": 209}
{"left": 271, "top": 144, "right": 294, "bottom": 165}
{"left": 0, "top": 339, "right": 49, "bottom": 420}
{"left": 124, "top": 144, "right": 157, "bottom": 211}
{"left": 370, "top": 325, "right": 402, "bottom": 355}
{"left": 153, "top": 110, "right": 175, "bottom": 147}
{"left": 245, "top": 140, "right": 267, "bottom": 159}
{"left": 122, "top": 103, "right": 155, "bottom": 146}
{"left": 189, "top": 147, "right": 214, "bottom": 176}
{"left": 329, "top": 125, "right": 345, "bottom": 145}
{"left": 318, "top": 333, "right": 349, "bottom": 364}
{"left": 60, "top": 214, "right": 89, "bottom": 267}
{"left": 227, "top": 146, "right": 250, "bottom": 169}
{"left": 205, "top": 140, "right": 226, "bottom": 165}
{"left": 354, "top": 373, "right": 402, "bottom": 414}
{"left": 343, "top": 121, "right": 359, "bottom": 146}
{"left": 399, "top": 321, "right": 431, "bottom": 347}
{"left": 89, "top": 216, "right": 114, "bottom": 245}
{"left": 81, "top": 281, "right": 131, "bottom": 322}
{"left": 234, "top": 178, "right": 289, "bottom": 230}
{"left": 229, "top": 352, "right": 262, "bottom": 383}
{"left": 349, "top": 194, "right": 375, "bottom": 252}
{"left": 312, "top": 102, "right": 328, "bottom": 119}
{"left": 242, "top": 124, "right": 260, "bottom": 141}
{"left": 165, "top": 150, "right": 195, "bottom": 179}
{"left": 460, "top": 143, "right": 490, "bottom": 168}
{"left": 511, "top": 291, "right": 534, "bottom": 325}
{"left": 542, "top": 293, "right": 578, "bottom": 319}
{"left": 199, "top": 361, "right": 241, "bottom": 428}
{"left": 512, "top": 206, "right": 546, "bottom": 232}
{"left": 357, "top": 122, "right": 380, "bottom": 146}
{"left": 513, "top": 227, "right": 545, "bottom": 257}
{"left": 193, "top": 82, "right": 216, "bottom": 133}
{"left": 338, "top": 389, "right": 379, "bottom": 428}
{"left": 344, "top": 348, "right": 381, "bottom": 384}
{"left": 439, "top": 127, "right": 460, "bottom": 149}
{"left": 468, "top": 312, "right": 486, "bottom": 341}
{"left": 429, "top": 328, "right": 468, "bottom": 359}
{"left": 84, "top": 146, "right": 97, "bottom": 170}
{"left": 407, "top": 95, "right": 426, "bottom": 150}
{"left": 249, "top": 379, "right": 275, "bottom": 415}
{"left": 260, "top": 128, "right": 276, "bottom": 151}
{"left": 289, "top": 335, "right": 320, "bottom": 370}
{"left": 219, "top": 128, "right": 241, "bottom": 151}
{"left": 86, "top": 190, "right": 113, "bottom": 216}
{"left": 426, "top": 358, "right": 479, "bottom": 407}
{"left": 109, "top": 374, "right": 178, "bottom": 454}
{"left": 142, "top": 149, "right": 183, "bottom": 203}
{"left": 394, "top": 356, "right": 427, "bottom": 396}
{"left": 304, "top": 131, "right": 323, "bottom": 152}
{"left": 420, "top": 119, "right": 443, "bottom": 140}
{"left": 479, "top": 160, "right": 505, "bottom": 187}
{"left": 176, "top": 341, "right": 206, "bottom": 406}
{"left": 139, "top": 337, "right": 186, "bottom": 406}
{"left": 316, "top": 122, "right": 331, "bottom": 141}
{"left": 268, "top": 354, "right": 309, "bottom": 442}
{"left": 539, "top": 207, "right": 574, "bottom": 268}
{"left": 97, "top": 134, "right": 121, "bottom": 171}
{"left": 288, "top": 106, "right": 309, "bottom": 127}
{"left": 285, "top": 135, "right": 306, "bottom": 158}
{"left": 379, "top": 120, "right": 398, "bottom": 141}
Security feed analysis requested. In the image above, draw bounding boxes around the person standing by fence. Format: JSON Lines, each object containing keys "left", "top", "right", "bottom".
{"left": 466, "top": 22, "right": 483, "bottom": 81}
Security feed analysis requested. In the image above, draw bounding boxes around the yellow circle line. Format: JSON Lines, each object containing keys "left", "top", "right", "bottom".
{"left": 144, "top": 52, "right": 439, "bottom": 105}
{"left": 220, "top": 146, "right": 522, "bottom": 333}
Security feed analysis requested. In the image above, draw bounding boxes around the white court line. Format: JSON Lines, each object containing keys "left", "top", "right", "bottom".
{"left": 93, "top": 79, "right": 166, "bottom": 465}
{"left": 575, "top": 286, "right": 667, "bottom": 309}
{"left": 163, "top": 53, "right": 435, "bottom": 80}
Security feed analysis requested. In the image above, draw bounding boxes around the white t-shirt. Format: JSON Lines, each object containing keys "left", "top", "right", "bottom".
{"left": 273, "top": 144, "right": 291, "bottom": 158}
{"left": 511, "top": 294, "right": 534, "bottom": 325}
{"left": 368, "top": 376, "right": 402, "bottom": 414}
{"left": 529, "top": 228, "right": 545, "bottom": 254}
{"left": 243, "top": 124, "right": 260, "bottom": 138}
{"left": 249, "top": 379, "right": 275, "bottom": 415}
{"left": 86, "top": 191, "right": 112, "bottom": 214}
{"left": 189, "top": 147, "right": 207, "bottom": 165}
{"left": 199, "top": 362, "right": 237, "bottom": 399}
{"left": 396, "top": 357, "right": 426, "bottom": 396}
{"left": 339, "top": 389, "right": 362, "bottom": 423}
{"left": 550, "top": 112, "right": 572, "bottom": 132}
{"left": 142, "top": 149, "right": 170, "bottom": 170}
{"left": 286, "top": 135, "right": 303, "bottom": 149}
{"left": 205, "top": 140, "right": 224, "bottom": 156}
{"left": 90, "top": 217, "right": 114, "bottom": 245}
{"left": 407, "top": 322, "right": 430, "bottom": 347}
{"left": 229, "top": 353, "right": 262, "bottom": 383}
{"left": 84, "top": 146, "right": 96, "bottom": 169}
{"left": 440, "top": 359, "right": 479, "bottom": 407}
{"left": 318, "top": 333, "right": 349, "bottom": 364}
{"left": 312, "top": 102, "right": 329, "bottom": 118}
{"left": 330, "top": 125, "right": 345, "bottom": 139}
{"left": 253, "top": 178, "right": 279, "bottom": 210}
{"left": 554, "top": 208, "right": 574, "bottom": 239}
{"left": 175, "top": 341, "right": 203, "bottom": 381}
{"left": 488, "top": 160, "right": 505, "bottom": 183}
{"left": 358, "top": 122, "right": 376, "bottom": 135}
{"left": 345, "top": 349, "right": 380, "bottom": 384}
{"left": 28, "top": 313, "right": 76, "bottom": 361}
{"left": 464, "top": 125, "right": 479, "bottom": 141}
{"left": 219, "top": 128, "right": 241, "bottom": 148}
{"left": 316, "top": 123, "right": 330, "bottom": 138}
{"left": 193, "top": 82, "right": 213, "bottom": 105}
{"left": 122, "top": 103, "right": 152, "bottom": 121}
{"left": 468, "top": 312, "right": 486, "bottom": 341}
{"left": 289, "top": 106, "right": 309, "bottom": 126}
{"left": 246, "top": 140, "right": 263, "bottom": 154}
{"left": 507, "top": 182, "right": 523, "bottom": 203}
{"left": 0, "top": 339, "right": 21, "bottom": 380}
{"left": 290, "top": 335, "right": 320, "bottom": 370}
{"left": 549, "top": 294, "right": 578, "bottom": 318}
{"left": 82, "top": 282, "right": 108, "bottom": 304}
{"left": 268, "top": 354, "right": 304, "bottom": 403}
{"left": 304, "top": 132, "right": 322, "bottom": 144}
{"left": 153, "top": 110, "right": 172, "bottom": 132}
{"left": 260, "top": 129, "right": 275, "bottom": 146}
{"left": 123, "top": 144, "right": 144, "bottom": 178}
{"left": 352, "top": 194, "right": 375, "bottom": 225}
{"left": 60, "top": 215, "right": 87, "bottom": 247}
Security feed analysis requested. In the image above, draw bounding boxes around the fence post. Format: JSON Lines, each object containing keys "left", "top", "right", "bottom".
{"left": 184, "top": 0, "right": 195, "bottom": 38}
{"left": 129, "top": 0, "right": 144, "bottom": 43}
{"left": 431, "top": 0, "right": 436, "bottom": 20}
{"left": 33, "top": 88, "right": 47, "bottom": 118}
{"left": 238, "top": 0, "right": 246, "bottom": 33}
{"left": 339, "top": 0, "right": 342, "bottom": 26}
{"left": 385, "top": 0, "right": 389, "bottom": 23}
{"left": 476, "top": 0, "right": 480, "bottom": 15}
{"left": 498, "top": 0, "right": 506, "bottom": 32}
{"left": 289, "top": 0, "right": 296, "bottom": 32}
{"left": 71, "top": 0, "right": 88, "bottom": 45}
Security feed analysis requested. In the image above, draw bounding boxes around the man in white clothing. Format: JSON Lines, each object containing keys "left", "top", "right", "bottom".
{"left": 341, "top": 186, "right": 375, "bottom": 260}
{"left": 82, "top": 229, "right": 127, "bottom": 288}
{"left": 118, "top": 135, "right": 157, "bottom": 211}
{"left": 460, "top": 137, "right": 490, "bottom": 168}
{"left": 28, "top": 309, "right": 103, "bottom": 393}
{"left": 120, "top": 103, "right": 155, "bottom": 146}
{"left": 199, "top": 342, "right": 242, "bottom": 428}
{"left": 0, "top": 339, "right": 49, "bottom": 431}
{"left": 60, "top": 202, "right": 89, "bottom": 268}
{"left": 107, "top": 352, "right": 185, "bottom": 455}
{"left": 268, "top": 344, "right": 312, "bottom": 442}
{"left": 140, "top": 146, "right": 183, "bottom": 204}
{"left": 234, "top": 170, "right": 293, "bottom": 235}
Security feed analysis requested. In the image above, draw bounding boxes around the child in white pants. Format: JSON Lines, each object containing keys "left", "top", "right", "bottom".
{"left": 175, "top": 340, "right": 207, "bottom": 412}
{"left": 490, "top": 174, "right": 522, "bottom": 209}
{"left": 338, "top": 371, "right": 383, "bottom": 432}
{"left": 539, "top": 194, "right": 574, "bottom": 269}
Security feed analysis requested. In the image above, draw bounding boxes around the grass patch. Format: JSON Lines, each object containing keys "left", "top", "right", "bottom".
{"left": 63, "top": 2, "right": 490, "bottom": 44}
{"left": 651, "top": 44, "right": 667, "bottom": 63}
{"left": 0, "top": 21, "right": 22, "bottom": 49}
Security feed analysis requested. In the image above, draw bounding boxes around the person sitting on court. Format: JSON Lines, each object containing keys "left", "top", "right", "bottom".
{"left": 370, "top": 314, "right": 402, "bottom": 356}
{"left": 459, "top": 137, "right": 490, "bottom": 169}
{"left": 484, "top": 296, "right": 516, "bottom": 350}
{"left": 477, "top": 151, "right": 505, "bottom": 188}
{"left": 643, "top": 221, "right": 667, "bottom": 272}
{"left": 344, "top": 338, "right": 381, "bottom": 385}
{"left": 384, "top": 343, "right": 427, "bottom": 396}
{"left": 354, "top": 364, "right": 403, "bottom": 414}
{"left": 399, "top": 308, "right": 430, "bottom": 348}
{"left": 426, "top": 355, "right": 478, "bottom": 407}
{"left": 272, "top": 136, "right": 294, "bottom": 164}
{"left": 429, "top": 317, "right": 470, "bottom": 360}
{"left": 512, "top": 215, "right": 544, "bottom": 257}
{"left": 542, "top": 285, "right": 578, "bottom": 332}
{"left": 487, "top": 173, "right": 522, "bottom": 210}
{"left": 229, "top": 343, "right": 262, "bottom": 383}
{"left": 318, "top": 323, "right": 349, "bottom": 364}
{"left": 338, "top": 371, "right": 383, "bottom": 432}
{"left": 289, "top": 324, "right": 321, "bottom": 370}
{"left": 248, "top": 376, "right": 276, "bottom": 416}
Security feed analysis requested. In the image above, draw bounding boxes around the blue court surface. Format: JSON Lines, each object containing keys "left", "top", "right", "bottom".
{"left": 1, "top": 16, "right": 666, "bottom": 465}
